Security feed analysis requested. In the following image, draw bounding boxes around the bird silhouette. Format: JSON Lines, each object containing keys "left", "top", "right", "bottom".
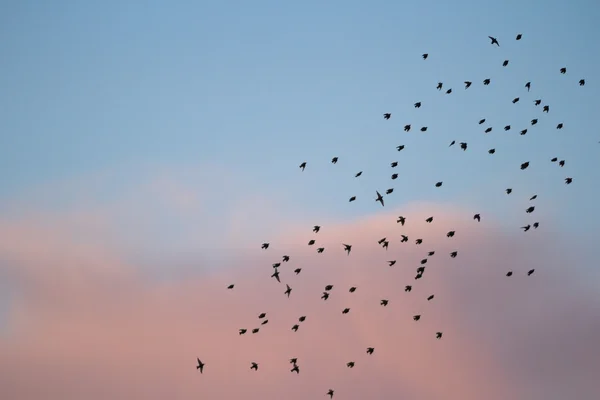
{"left": 196, "top": 358, "right": 205, "bottom": 373}
{"left": 488, "top": 36, "right": 500, "bottom": 46}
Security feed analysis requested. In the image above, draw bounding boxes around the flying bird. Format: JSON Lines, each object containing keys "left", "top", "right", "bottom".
{"left": 579, "top": 79, "right": 585, "bottom": 86}
{"left": 525, "top": 82, "right": 531, "bottom": 91}
{"left": 422, "top": 53, "right": 428, "bottom": 59}
{"left": 250, "top": 362, "right": 258, "bottom": 371}
{"left": 196, "top": 358, "right": 205, "bottom": 373}
{"left": 284, "top": 284, "right": 292, "bottom": 297}
{"left": 313, "top": 225, "right": 321, "bottom": 233}
{"left": 299, "top": 162, "right": 307, "bottom": 171}
{"left": 366, "top": 347, "right": 374, "bottom": 355}
{"left": 375, "top": 191, "right": 385, "bottom": 206}
{"left": 261, "top": 243, "right": 269, "bottom": 249}
{"left": 227, "top": 284, "right": 234, "bottom": 289}
{"left": 516, "top": 33, "right": 522, "bottom": 40}
{"left": 503, "top": 60, "right": 509, "bottom": 67}
{"left": 474, "top": 213, "right": 481, "bottom": 222}
{"left": 436, "top": 332, "right": 443, "bottom": 339}
{"left": 383, "top": 113, "right": 391, "bottom": 120}
{"left": 488, "top": 36, "right": 500, "bottom": 46}
{"left": 465, "top": 81, "right": 472, "bottom": 89}
{"left": 327, "top": 389, "right": 335, "bottom": 398}
{"left": 343, "top": 244, "right": 352, "bottom": 255}
{"left": 414, "top": 102, "right": 421, "bottom": 108}
{"left": 331, "top": 157, "right": 338, "bottom": 164}
{"left": 560, "top": 67, "right": 567, "bottom": 74}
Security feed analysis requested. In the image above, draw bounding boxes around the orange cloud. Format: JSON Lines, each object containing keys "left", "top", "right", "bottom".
{"left": 0, "top": 204, "right": 598, "bottom": 400}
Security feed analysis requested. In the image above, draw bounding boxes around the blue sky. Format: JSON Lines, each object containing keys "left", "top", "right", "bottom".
{"left": 1, "top": 0, "right": 599, "bottom": 246}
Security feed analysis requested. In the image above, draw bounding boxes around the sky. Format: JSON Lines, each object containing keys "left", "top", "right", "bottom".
{"left": 1, "top": 0, "right": 600, "bottom": 399}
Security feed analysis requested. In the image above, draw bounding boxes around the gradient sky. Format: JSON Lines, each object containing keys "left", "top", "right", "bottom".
{"left": 1, "top": 1, "right": 600, "bottom": 399}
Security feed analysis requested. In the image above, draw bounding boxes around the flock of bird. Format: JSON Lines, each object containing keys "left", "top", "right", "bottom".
{"left": 196, "top": 33, "right": 584, "bottom": 398}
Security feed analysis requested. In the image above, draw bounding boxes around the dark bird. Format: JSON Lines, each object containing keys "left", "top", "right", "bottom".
{"left": 239, "top": 329, "right": 247, "bottom": 335}
{"left": 516, "top": 33, "right": 522, "bottom": 40}
{"left": 375, "top": 191, "right": 385, "bottom": 206}
{"left": 521, "top": 161, "right": 530, "bottom": 170}
{"left": 308, "top": 240, "right": 315, "bottom": 246}
{"left": 488, "top": 36, "right": 500, "bottom": 46}
{"left": 437, "top": 82, "right": 443, "bottom": 90}
{"left": 557, "top": 123, "right": 563, "bottom": 129}
{"left": 449, "top": 140, "right": 455, "bottom": 147}
{"left": 284, "top": 284, "right": 292, "bottom": 297}
{"left": 528, "top": 269, "right": 535, "bottom": 276}
{"left": 404, "top": 124, "right": 411, "bottom": 132}
{"left": 391, "top": 173, "right": 398, "bottom": 180}
{"left": 579, "top": 79, "right": 585, "bottom": 86}
{"left": 383, "top": 113, "right": 391, "bottom": 120}
{"left": 391, "top": 161, "right": 399, "bottom": 167}
{"left": 347, "top": 361, "right": 355, "bottom": 368}
{"left": 504, "top": 125, "right": 511, "bottom": 131}
{"left": 465, "top": 81, "right": 472, "bottom": 89}
{"left": 378, "top": 237, "right": 387, "bottom": 245}
{"left": 261, "top": 319, "right": 268, "bottom": 325}
{"left": 479, "top": 118, "right": 486, "bottom": 124}
{"left": 401, "top": 235, "right": 408, "bottom": 243}
{"left": 261, "top": 243, "right": 269, "bottom": 249}
{"left": 196, "top": 358, "right": 205, "bottom": 373}
{"left": 503, "top": 60, "right": 509, "bottom": 67}
{"left": 421, "top": 126, "right": 428, "bottom": 132}
{"left": 258, "top": 313, "right": 267, "bottom": 319}
{"left": 530, "top": 195, "right": 537, "bottom": 200}
{"left": 485, "top": 127, "right": 492, "bottom": 133}
{"left": 506, "top": 188, "right": 512, "bottom": 194}
{"left": 559, "top": 160, "right": 565, "bottom": 167}
{"left": 382, "top": 240, "right": 389, "bottom": 250}
{"left": 414, "top": 102, "right": 421, "bottom": 108}
{"left": 525, "top": 82, "right": 531, "bottom": 91}
{"left": 283, "top": 255, "right": 290, "bottom": 262}
{"left": 327, "top": 389, "right": 335, "bottom": 398}
{"left": 512, "top": 97, "right": 519, "bottom": 104}
{"left": 506, "top": 271, "right": 513, "bottom": 277}
{"left": 397, "top": 145, "right": 405, "bottom": 151}
{"left": 355, "top": 171, "right": 363, "bottom": 177}
{"left": 405, "top": 285, "right": 412, "bottom": 292}
{"left": 551, "top": 157, "right": 558, "bottom": 162}
{"left": 427, "top": 294, "right": 435, "bottom": 301}
{"left": 366, "top": 347, "right": 374, "bottom": 355}
{"left": 313, "top": 225, "right": 321, "bottom": 233}
{"left": 342, "top": 308, "right": 350, "bottom": 314}
{"left": 522, "top": 225, "right": 531, "bottom": 232}
{"left": 291, "top": 324, "right": 299, "bottom": 332}
{"left": 299, "top": 316, "right": 306, "bottom": 322}
{"left": 271, "top": 269, "right": 280, "bottom": 282}
{"left": 388, "top": 260, "right": 397, "bottom": 267}
{"left": 531, "top": 119, "right": 538, "bottom": 125}
{"left": 560, "top": 67, "right": 566, "bottom": 74}
{"left": 294, "top": 268, "right": 301, "bottom": 274}
{"left": 489, "top": 148, "right": 496, "bottom": 154}
{"left": 533, "top": 222, "right": 539, "bottom": 229}
{"left": 291, "top": 364, "right": 299, "bottom": 373}
{"left": 436, "top": 332, "right": 443, "bottom": 339}
{"left": 435, "top": 181, "right": 443, "bottom": 187}
{"left": 227, "top": 284, "right": 234, "bottom": 289}
{"left": 450, "top": 251, "right": 458, "bottom": 258}
{"left": 397, "top": 216, "right": 406, "bottom": 225}
{"left": 422, "top": 53, "right": 428, "bottom": 60}
{"left": 446, "top": 230, "right": 455, "bottom": 237}
{"left": 526, "top": 206, "right": 535, "bottom": 213}
{"left": 299, "top": 162, "right": 307, "bottom": 171}
{"left": 386, "top": 189, "right": 393, "bottom": 195}
{"left": 331, "top": 157, "right": 338, "bottom": 164}
{"left": 321, "top": 292, "right": 329, "bottom": 300}
{"left": 413, "top": 315, "right": 421, "bottom": 321}
{"left": 426, "top": 216, "right": 434, "bottom": 223}
{"left": 380, "top": 299, "right": 389, "bottom": 306}
{"left": 460, "top": 142, "right": 467, "bottom": 150}
{"left": 534, "top": 99, "right": 541, "bottom": 106}
{"left": 250, "top": 362, "right": 258, "bottom": 371}
{"left": 474, "top": 213, "right": 481, "bottom": 222}
{"left": 252, "top": 328, "right": 259, "bottom": 334}
{"left": 349, "top": 287, "right": 357, "bottom": 293}
{"left": 446, "top": 88, "right": 452, "bottom": 94}
{"left": 483, "top": 78, "right": 491, "bottom": 85}
{"left": 290, "top": 358, "right": 298, "bottom": 364}
{"left": 565, "top": 177, "right": 573, "bottom": 184}
{"left": 273, "top": 263, "right": 281, "bottom": 269}
{"left": 325, "top": 285, "right": 334, "bottom": 291}
{"left": 415, "top": 238, "right": 423, "bottom": 245}
{"left": 343, "top": 243, "right": 352, "bottom": 255}
{"left": 543, "top": 105, "right": 549, "bottom": 113}
{"left": 349, "top": 196, "right": 356, "bottom": 202}
{"left": 520, "top": 129, "right": 528, "bottom": 135}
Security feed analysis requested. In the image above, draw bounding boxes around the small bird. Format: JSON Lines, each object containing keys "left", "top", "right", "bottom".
{"left": 465, "top": 81, "right": 472, "bottom": 89}
{"left": 415, "top": 238, "right": 423, "bottom": 245}
{"left": 391, "top": 173, "right": 398, "bottom": 180}
{"left": 474, "top": 213, "right": 481, "bottom": 222}
{"left": 366, "top": 347, "right": 374, "bottom": 355}
{"left": 327, "top": 389, "right": 335, "bottom": 398}
{"left": 397, "top": 216, "right": 406, "bottom": 225}
{"left": 479, "top": 118, "right": 486, "bottom": 124}
{"left": 579, "top": 79, "right": 585, "bottom": 86}
{"left": 506, "top": 188, "right": 512, "bottom": 194}
{"left": 450, "top": 251, "right": 458, "bottom": 258}
{"left": 436, "top": 332, "right": 443, "bottom": 339}
{"left": 426, "top": 216, "right": 434, "bottom": 223}
{"left": 272, "top": 263, "right": 281, "bottom": 269}
{"left": 196, "top": 358, "right": 205, "bottom": 373}
{"left": 528, "top": 269, "right": 535, "bottom": 276}
{"left": 258, "top": 313, "right": 266, "bottom": 319}
{"left": 227, "top": 284, "right": 234, "bottom": 289}
{"left": 565, "top": 177, "right": 573, "bottom": 184}
{"left": 386, "top": 189, "right": 393, "bottom": 195}
{"left": 506, "top": 271, "right": 513, "bottom": 277}
{"left": 534, "top": 99, "right": 541, "bottom": 106}
{"left": 551, "top": 157, "right": 558, "bottom": 162}
{"left": 505, "top": 125, "right": 511, "bottom": 131}
{"left": 239, "top": 328, "right": 247, "bottom": 335}
{"left": 250, "top": 362, "right": 258, "bottom": 371}
{"left": 405, "top": 285, "right": 412, "bottom": 292}
{"left": 485, "top": 127, "right": 492, "bottom": 133}
{"left": 557, "top": 123, "right": 563, "bottom": 129}
{"left": 388, "top": 260, "right": 397, "bottom": 267}
{"left": 521, "top": 225, "right": 531, "bottom": 232}
{"left": 283, "top": 255, "right": 290, "bottom": 262}
{"left": 252, "top": 328, "right": 259, "bottom": 334}
{"left": 520, "top": 129, "right": 527, "bottom": 135}
{"left": 342, "top": 308, "right": 350, "bottom": 314}
{"left": 299, "top": 316, "right": 306, "bottom": 322}
{"left": 349, "top": 196, "right": 356, "bottom": 202}
{"left": 308, "top": 240, "right": 315, "bottom": 246}
{"left": 560, "top": 67, "right": 566, "bottom": 74}
{"left": 512, "top": 97, "right": 519, "bottom": 104}
{"left": 483, "top": 78, "right": 491, "bottom": 85}
{"left": 543, "top": 105, "right": 549, "bottom": 113}
{"left": 503, "top": 60, "right": 509, "bottom": 67}
{"left": 383, "top": 113, "right": 391, "bottom": 120}
{"left": 375, "top": 191, "right": 385, "bottom": 206}
{"left": 526, "top": 206, "right": 535, "bottom": 213}
{"left": 284, "top": 284, "right": 292, "bottom": 297}
{"left": 378, "top": 237, "right": 386, "bottom": 245}
{"left": 294, "top": 268, "right": 301, "bottom": 274}
{"left": 397, "top": 145, "right": 405, "bottom": 151}
{"left": 449, "top": 140, "right": 456, "bottom": 147}
{"left": 435, "top": 181, "right": 443, "bottom": 187}
{"left": 533, "top": 222, "right": 539, "bottom": 229}
{"left": 321, "top": 292, "right": 329, "bottom": 300}
{"left": 349, "top": 287, "right": 357, "bottom": 293}
{"left": 261, "top": 319, "right": 268, "bottom": 325}
{"left": 489, "top": 148, "right": 496, "bottom": 154}
{"left": 516, "top": 33, "right": 522, "bottom": 40}
{"left": 525, "top": 82, "right": 531, "bottom": 91}
{"left": 446, "top": 231, "right": 455, "bottom": 237}
{"left": 391, "top": 161, "right": 399, "bottom": 167}
{"left": 446, "top": 88, "right": 452, "bottom": 94}
{"left": 291, "top": 324, "right": 299, "bottom": 332}
{"left": 421, "top": 126, "right": 428, "bottom": 132}
{"left": 488, "top": 36, "right": 500, "bottom": 46}
{"left": 521, "top": 161, "right": 530, "bottom": 170}
{"left": 343, "top": 244, "right": 352, "bottom": 255}
{"left": 380, "top": 299, "right": 389, "bottom": 306}
{"left": 427, "top": 294, "right": 435, "bottom": 301}
{"left": 271, "top": 269, "right": 280, "bottom": 282}
{"left": 414, "top": 102, "right": 421, "bottom": 108}
{"left": 331, "top": 157, "right": 338, "bottom": 164}
{"left": 460, "top": 142, "right": 467, "bottom": 150}
{"left": 404, "top": 125, "right": 411, "bottom": 132}
{"left": 346, "top": 361, "right": 355, "bottom": 368}
{"left": 325, "top": 285, "right": 334, "bottom": 291}
{"left": 313, "top": 225, "right": 321, "bottom": 233}
{"left": 531, "top": 119, "right": 538, "bottom": 125}
{"left": 355, "top": 171, "right": 362, "bottom": 177}
{"left": 437, "top": 82, "right": 443, "bottom": 90}
{"left": 530, "top": 195, "right": 537, "bottom": 200}
{"left": 290, "top": 358, "right": 298, "bottom": 364}
{"left": 413, "top": 315, "right": 421, "bottom": 321}
{"left": 299, "top": 162, "right": 307, "bottom": 171}
{"left": 559, "top": 160, "right": 565, "bottom": 167}
{"left": 261, "top": 243, "right": 269, "bottom": 249}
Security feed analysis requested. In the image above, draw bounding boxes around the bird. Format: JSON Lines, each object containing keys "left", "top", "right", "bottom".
{"left": 343, "top": 244, "right": 352, "bottom": 255}
{"left": 284, "top": 284, "right": 292, "bottom": 297}
{"left": 401, "top": 235, "right": 408, "bottom": 243}
{"left": 479, "top": 118, "right": 486, "bottom": 124}
{"left": 258, "top": 313, "right": 266, "bottom": 319}
{"left": 557, "top": 123, "right": 563, "bottom": 129}
{"left": 317, "top": 247, "right": 325, "bottom": 253}
{"left": 239, "top": 328, "right": 247, "bottom": 335}
{"left": 414, "top": 102, "right": 421, "bottom": 108}
{"left": 261, "top": 243, "right": 269, "bottom": 249}
{"left": 520, "top": 129, "right": 528, "bottom": 135}
{"left": 413, "top": 315, "right": 421, "bottom": 321}
{"left": 531, "top": 119, "right": 538, "bottom": 125}
{"left": 489, "top": 148, "right": 496, "bottom": 154}
{"left": 534, "top": 99, "right": 542, "bottom": 106}
{"left": 465, "top": 81, "right": 472, "bottom": 89}
{"left": 391, "top": 173, "right": 398, "bottom": 180}
{"left": 526, "top": 206, "right": 535, "bottom": 213}
{"left": 388, "top": 260, "right": 397, "bottom": 267}
{"left": 525, "top": 82, "right": 531, "bottom": 91}
{"left": 349, "top": 196, "right": 356, "bottom": 202}
{"left": 506, "top": 188, "right": 512, "bottom": 194}
{"left": 449, "top": 140, "right": 456, "bottom": 147}
{"left": 308, "top": 240, "right": 315, "bottom": 246}
{"left": 386, "top": 189, "right": 393, "bottom": 195}
{"left": 516, "top": 33, "right": 522, "bottom": 40}
{"left": 533, "top": 222, "right": 539, "bottom": 229}
{"left": 560, "top": 67, "right": 567, "bottom": 74}
{"left": 366, "top": 347, "right": 374, "bottom": 355}
{"left": 196, "top": 358, "right": 205, "bottom": 373}
{"left": 474, "top": 213, "right": 481, "bottom": 222}
{"left": 447, "top": 230, "right": 455, "bottom": 237}
{"left": 450, "top": 251, "right": 458, "bottom": 258}
{"left": 579, "top": 79, "right": 585, "bottom": 86}
{"left": 506, "top": 271, "right": 513, "bottom": 277}
{"left": 521, "top": 225, "right": 531, "bottom": 232}
{"left": 405, "top": 285, "right": 412, "bottom": 292}
{"left": 460, "top": 142, "right": 467, "bottom": 150}
{"left": 321, "top": 292, "right": 329, "bottom": 300}
{"left": 512, "top": 97, "right": 519, "bottom": 104}
{"left": 342, "top": 308, "right": 350, "bottom": 314}
{"left": 299, "top": 162, "right": 307, "bottom": 171}
{"left": 271, "top": 269, "right": 280, "bottom": 282}
{"left": 421, "top": 126, "right": 428, "bottom": 132}
{"left": 521, "top": 161, "right": 530, "bottom": 170}
{"left": 505, "top": 125, "right": 511, "bottom": 131}
{"left": 251, "top": 328, "right": 259, "bottom": 334}
{"left": 325, "top": 285, "right": 334, "bottom": 291}
{"left": 488, "top": 36, "right": 500, "bottom": 46}
{"left": 347, "top": 361, "right": 355, "bottom": 368}
{"left": 227, "top": 284, "right": 234, "bottom": 289}
{"left": 261, "top": 319, "right": 268, "bottom": 325}
{"left": 380, "top": 299, "right": 389, "bottom": 306}
{"left": 294, "top": 268, "right": 301, "bottom": 274}
{"left": 375, "top": 191, "right": 385, "bottom": 206}
{"left": 355, "top": 171, "right": 363, "bottom": 177}
{"left": 530, "top": 195, "right": 538, "bottom": 200}
{"left": 331, "top": 157, "right": 338, "bottom": 164}
{"left": 391, "top": 161, "right": 399, "bottom": 167}
{"left": 283, "top": 255, "right": 290, "bottom": 262}
{"left": 313, "top": 225, "right": 321, "bottom": 233}
{"left": 559, "top": 160, "right": 565, "bottom": 167}
{"left": 485, "top": 127, "right": 492, "bottom": 133}
{"left": 327, "top": 389, "right": 335, "bottom": 398}
{"left": 446, "top": 88, "right": 452, "bottom": 94}
{"left": 422, "top": 53, "right": 428, "bottom": 59}
{"left": 503, "top": 60, "right": 509, "bottom": 67}
{"left": 426, "top": 216, "right": 434, "bottom": 223}
{"left": 437, "top": 82, "right": 443, "bottom": 90}
{"left": 528, "top": 269, "right": 535, "bottom": 276}
{"left": 396, "top": 145, "right": 405, "bottom": 151}
{"left": 383, "top": 113, "right": 391, "bottom": 120}
{"left": 436, "top": 332, "right": 443, "bottom": 339}
{"left": 397, "top": 216, "right": 406, "bottom": 225}
{"left": 543, "top": 105, "right": 549, "bottom": 113}
{"left": 404, "top": 125, "right": 411, "bottom": 132}
{"left": 349, "top": 287, "right": 357, "bottom": 293}
{"left": 291, "top": 324, "right": 299, "bottom": 332}
{"left": 298, "top": 316, "right": 306, "bottom": 322}
{"left": 289, "top": 358, "right": 298, "bottom": 364}
{"left": 565, "top": 177, "right": 573, "bottom": 184}
{"left": 250, "top": 362, "right": 258, "bottom": 371}
{"left": 427, "top": 295, "right": 435, "bottom": 301}
{"left": 291, "top": 364, "right": 299, "bottom": 373}
{"left": 435, "top": 181, "right": 443, "bottom": 187}
{"left": 483, "top": 78, "right": 491, "bottom": 85}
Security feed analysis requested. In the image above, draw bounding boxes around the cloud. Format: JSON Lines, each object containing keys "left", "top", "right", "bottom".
{"left": 0, "top": 203, "right": 598, "bottom": 400}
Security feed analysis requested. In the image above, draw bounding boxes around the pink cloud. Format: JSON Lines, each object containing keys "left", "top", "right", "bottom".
{"left": 0, "top": 204, "right": 598, "bottom": 400}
